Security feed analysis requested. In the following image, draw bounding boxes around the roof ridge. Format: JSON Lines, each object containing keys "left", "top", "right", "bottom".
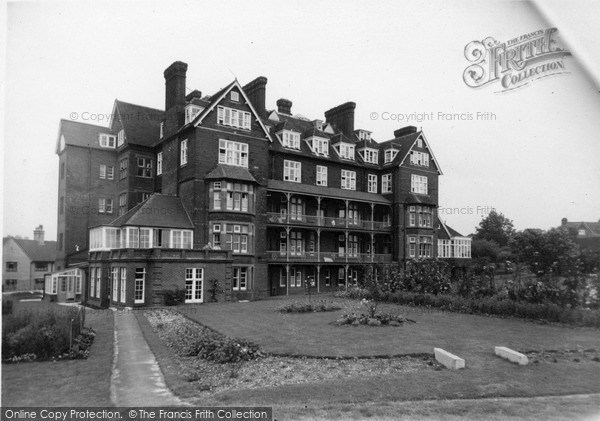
{"left": 60, "top": 119, "right": 110, "bottom": 130}
{"left": 115, "top": 99, "right": 164, "bottom": 113}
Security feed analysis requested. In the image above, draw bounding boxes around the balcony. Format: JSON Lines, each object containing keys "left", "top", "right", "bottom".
{"left": 265, "top": 251, "right": 393, "bottom": 264}
{"left": 266, "top": 212, "right": 392, "bottom": 232}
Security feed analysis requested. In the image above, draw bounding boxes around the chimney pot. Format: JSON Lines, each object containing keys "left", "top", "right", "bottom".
{"left": 277, "top": 98, "right": 293, "bottom": 115}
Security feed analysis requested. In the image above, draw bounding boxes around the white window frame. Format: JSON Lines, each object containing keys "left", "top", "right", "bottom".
{"left": 341, "top": 170, "right": 356, "bottom": 190}
{"left": 382, "top": 174, "right": 392, "bottom": 193}
{"left": 157, "top": 152, "right": 163, "bottom": 175}
{"left": 336, "top": 143, "right": 355, "bottom": 160}
{"left": 99, "top": 134, "right": 116, "bottom": 148}
{"left": 99, "top": 164, "right": 107, "bottom": 179}
{"left": 119, "top": 267, "right": 126, "bottom": 303}
{"left": 312, "top": 137, "right": 329, "bottom": 156}
{"left": 231, "top": 91, "right": 240, "bottom": 102}
{"left": 368, "top": 174, "right": 377, "bottom": 193}
{"left": 217, "top": 106, "right": 251, "bottom": 130}
{"left": 411, "top": 174, "right": 428, "bottom": 194}
{"left": 219, "top": 139, "right": 248, "bottom": 167}
{"left": 410, "top": 151, "right": 430, "bottom": 167}
{"left": 232, "top": 267, "right": 248, "bottom": 291}
{"left": 281, "top": 130, "right": 301, "bottom": 149}
{"left": 362, "top": 148, "right": 379, "bottom": 164}
{"left": 384, "top": 149, "right": 398, "bottom": 164}
{"left": 180, "top": 139, "right": 188, "bottom": 166}
{"left": 316, "top": 165, "right": 327, "bottom": 186}
{"left": 185, "top": 268, "right": 203, "bottom": 303}
{"left": 117, "top": 130, "right": 125, "bottom": 147}
{"left": 185, "top": 105, "right": 203, "bottom": 124}
{"left": 134, "top": 268, "right": 145, "bottom": 304}
{"left": 284, "top": 160, "right": 301, "bottom": 183}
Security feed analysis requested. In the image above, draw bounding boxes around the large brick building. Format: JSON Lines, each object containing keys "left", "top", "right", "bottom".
{"left": 56, "top": 61, "right": 470, "bottom": 307}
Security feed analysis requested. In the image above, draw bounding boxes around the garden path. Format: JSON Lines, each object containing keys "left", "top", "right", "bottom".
{"left": 111, "top": 310, "right": 183, "bottom": 406}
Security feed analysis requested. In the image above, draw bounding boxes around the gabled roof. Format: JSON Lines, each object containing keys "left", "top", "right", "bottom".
{"left": 192, "top": 79, "right": 274, "bottom": 142}
{"left": 378, "top": 131, "right": 442, "bottom": 174}
{"left": 7, "top": 237, "right": 57, "bottom": 262}
{"left": 107, "top": 194, "right": 193, "bottom": 229}
{"left": 268, "top": 179, "right": 390, "bottom": 205}
{"left": 113, "top": 100, "right": 164, "bottom": 147}
{"left": 563, "top": 220, "right": 600, "bottom": 235}
{"left": 436, "top": 216, "right": 466, "bottom": 239}
{"left": 205, "top": 165, "right": 257, "bottom": 183}
{"left": 56, "top": 120, "right": 114, "bottom": 153}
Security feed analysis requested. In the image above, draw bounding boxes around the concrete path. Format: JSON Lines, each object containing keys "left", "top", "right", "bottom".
{"left": 111, "top": 310, "right": 182, "bottom": 406}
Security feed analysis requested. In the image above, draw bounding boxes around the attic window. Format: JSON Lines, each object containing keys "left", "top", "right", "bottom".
{"left": 417, "top": 137, "right": 423, "bottom": 148}
{"left": 384, "top": 149, "right": 398, "bottom": 164}
{"left": 357, "top": 130, "right": 371, "bottom": 141}
{"left": 335, "top": 143, "right": 355, "bottom": 160}
{"left": 185, "top": 105, "right": 204, "bottom": 124}
{"left": 410, "top": 151, "right": 429, "bottom": 167}
{"left": 360, "top": 148, "right": 378, "bottom": 164}
{"left": 311, "top": 137, "right": 329, "bottom": 156}
{"left": 231, "top": 91, "right": 240, "bottom": 102}
{"left": 281, "top": 130, "right": 301, "bottom": 149}
{"left": 99, "top": 134, "right": 116, "bottom": 148}
{"left": 217, "top": 106, "right": 251, "bottom": 130}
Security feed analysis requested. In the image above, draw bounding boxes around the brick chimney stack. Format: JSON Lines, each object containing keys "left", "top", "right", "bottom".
{"left": 324, "top": 102, "right": 356, "bottom": 137}
{"left": 276, "top": 98, "right": 292, "bottom": 115}
{"left": 244, "top": 77, "right": 268, "bottom": 118}
{"left": 163, "top": 61, "right": 188, "bottom": 138}
{"left": 34, "top": 225, "right": 45, "bottom": 244}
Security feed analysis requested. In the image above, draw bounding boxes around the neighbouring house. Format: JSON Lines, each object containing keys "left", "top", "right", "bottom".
{"left": 55, "top": 61, "right": 471, "bottom": 308}
{"left": 2, "top": 226, "right": 56, "bottom": 292}
{"left": 436, "top": 217, "right": 472, "bottom": 275}
{"left": 560, "top": 217, "right": 600, "bottom": 252}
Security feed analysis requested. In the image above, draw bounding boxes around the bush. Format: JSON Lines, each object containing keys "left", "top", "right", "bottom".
{"left": 163, "top": 288, "right": 186, "bottom": 306}
{"left": 277, "top": 299, "right": 341, "bottom": 313}
{"left": 2, "top": 308, "right": 94, "bottom": 362}
{"left": 2, "top": 299, "right": 14, "bottom": 315}
{"left": 207, "top": 278, "right": 225, "bottom": 303}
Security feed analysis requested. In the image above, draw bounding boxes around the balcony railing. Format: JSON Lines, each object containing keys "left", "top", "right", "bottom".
{"left": 265, "top": 251, "right": 393, "bottom": 264}
{"left": 266, "top": 212, "right": 392, "bottom": 231}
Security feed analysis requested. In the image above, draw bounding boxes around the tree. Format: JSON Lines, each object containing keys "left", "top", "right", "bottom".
{"left": 510, "top": 228, "right": 579, "bottom": 277}
{"left": 473, "top": 210, "right": 515, "bottom": 247}
{"left": 471, "top": 239, "right": 501, "bottom": 261}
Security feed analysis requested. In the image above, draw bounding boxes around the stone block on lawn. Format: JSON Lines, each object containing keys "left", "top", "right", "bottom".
{"left": 434, "top": 348, "right": 465, "bottom": 369}
{"left": 495, "top": 346, "right": 528, "bottom": 365}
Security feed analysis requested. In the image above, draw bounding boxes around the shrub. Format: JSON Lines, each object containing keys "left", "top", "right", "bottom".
{"left": 2, "top": 299, "right": 13, "bottom": 315}
{"left": 277, "top": 299, "right": 341, "bottom": 313}
{"left": 163, "top": 288, "right": 186, "bottom": 306}
{"left": 2, "top": 308, "right": 94, "bottom": 362}
{"left": 207, "top": 278, "right": 224, "bottom": 303}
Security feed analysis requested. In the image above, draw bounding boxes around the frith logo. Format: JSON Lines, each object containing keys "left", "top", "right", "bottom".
{"left": 463, "top": 28, "right": 572, "bottom": 92}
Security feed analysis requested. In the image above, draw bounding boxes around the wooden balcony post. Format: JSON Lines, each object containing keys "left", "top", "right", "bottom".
{"left": 317, "top": 228, "right": 321, "bottom": 263}
{"left": 285, "top": 193, "right": 291, "bottom": 224}
{"left": 316, "top": 264, "right": 321, "bottom": 293}
{"left": 344, "top": 200, "right": 349, "bottom": 228}
{"left": 370, "top": 203, "right": 375, "bottom": 230}
{"left": 285, "top": 264, "right": 290, "bottom": 296}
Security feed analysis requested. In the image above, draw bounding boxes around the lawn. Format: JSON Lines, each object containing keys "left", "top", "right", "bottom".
{"left": 165, "top": 298, "right": 600, "bottom": 407}
{"left": 1, "top": 298, "right": 115, "bottom": 406}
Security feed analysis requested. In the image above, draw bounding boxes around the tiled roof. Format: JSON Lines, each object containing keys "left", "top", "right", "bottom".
{"left": 114, "top": 100, "right": 164, "bottom": 147}
{"left": 379, "top": 132, "right": 422, "bottom": 166}
{"left": 107, "top": 194, "right": 194, "bottom": 229}
{"left": 57, "top": 120, "right": 114, "bottom": 151}
{"left": 205, "top": 165, "right": 257, "bottom": 182}
{"left": 267, "top": 179, "right": 391, "bottom": 205}
{"left": 436, "top": 216, "right": 466, "bottom": 239}
{"left": 405, "top": 193, "right": 437, "bottom": 206}
{"left": 563, "top": 221, "right": 600, "bottom": 235}
{"left": 11, "top": 238, "right": 57, "bottom": 262}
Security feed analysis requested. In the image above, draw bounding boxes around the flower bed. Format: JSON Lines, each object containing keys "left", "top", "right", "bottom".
{"left": 335, "top": 299, "right": 413, "bottom": 327}
{"left": 145, "top": 309, "right": 262, "bottom": 363}
{"left": 277, "top": 299, "right": 341, "bottom": 313}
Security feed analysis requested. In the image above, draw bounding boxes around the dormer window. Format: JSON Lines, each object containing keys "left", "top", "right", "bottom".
{"left": 384, "top": 148, "right": 399, "bottom": 164}
{"left": 335, "top": 143, "right": 355, "bottom": 160}
{"left": 231, "top": 91, "right": 240, "bottom": 102}
{"left": 281, "top": 130, "right": 301, "bottom": 149}
{"left": 185, "top": 105, "right": 204, "bottom": 124}
{"left": 117, "top": 130, "right": 125, "bottom": 147}
{"left": 360, "top": 148, "right": 378, "bottom": 164}
{"left": 410, "top": 151, "right": 429, "bottom": 166}
{"left": 357, "top": 130, "right": 372, "bottom": 141}
{"left": 310, "top": 137, "right": 329, "bottom": 156}
{"left": 99, "top": 134, "right": 116, "bottom": 148}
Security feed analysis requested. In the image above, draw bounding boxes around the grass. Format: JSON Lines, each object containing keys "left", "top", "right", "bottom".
{"left": 1, "top": 299, "right": 114, "bottom": 406}
{"left": 168, "top": 299, "right": 600, "bottom": 405}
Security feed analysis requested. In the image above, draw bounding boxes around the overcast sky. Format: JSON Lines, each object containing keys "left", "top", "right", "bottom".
{"left": 2, "top": 0, "right": 599, "bottom": 240}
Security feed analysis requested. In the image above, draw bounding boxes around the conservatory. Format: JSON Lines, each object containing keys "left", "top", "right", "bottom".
{"left": 44, "top": 268, "right": 84, "bottom": 302}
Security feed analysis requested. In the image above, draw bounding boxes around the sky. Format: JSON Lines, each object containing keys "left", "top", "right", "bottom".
{"left": 2, "top": 0, "right": 600, "bottom": 240}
